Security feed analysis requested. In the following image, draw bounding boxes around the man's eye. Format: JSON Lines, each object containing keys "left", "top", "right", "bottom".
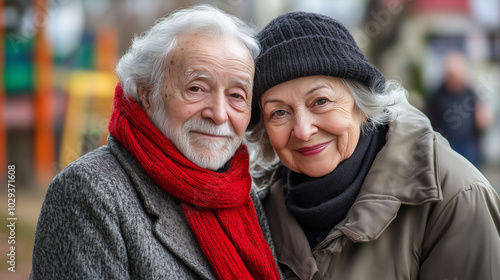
{"left": 189, "top": 87, "right": 202, "bottom": 92}
{"left": 230, "top": 93, "right": 244, "bottom": 99}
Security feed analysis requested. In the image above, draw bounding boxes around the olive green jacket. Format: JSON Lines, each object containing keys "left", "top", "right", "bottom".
{"left": 256, "top": 101, "right": 500, "bottom": 280}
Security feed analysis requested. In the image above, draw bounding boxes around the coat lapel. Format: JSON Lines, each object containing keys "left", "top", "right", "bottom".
{"left": 108, "top": 136, "right": 215, "bottom": 280}
{"left": 140, "top": 179, "right": 216, "bottom": 280}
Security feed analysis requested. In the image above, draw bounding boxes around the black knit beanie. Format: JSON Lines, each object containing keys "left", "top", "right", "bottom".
{"left": 249, "top": 11, "right": 386, "bottom": 129}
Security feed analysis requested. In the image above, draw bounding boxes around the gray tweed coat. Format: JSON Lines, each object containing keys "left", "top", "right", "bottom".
{"left": 30, "top": 136, "right": 280, "bottom": 279}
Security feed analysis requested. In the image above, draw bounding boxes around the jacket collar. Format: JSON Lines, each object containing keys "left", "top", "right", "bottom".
{"left": 337, "top": 101, "right": 443, "bottom": 243}
{"left": 108, "top": 136, "right": 216, "bottom": 280}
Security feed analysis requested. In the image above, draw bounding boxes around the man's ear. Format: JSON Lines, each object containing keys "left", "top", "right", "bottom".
{"left": 137, "top": 85, "right": 152, "bottom": 111}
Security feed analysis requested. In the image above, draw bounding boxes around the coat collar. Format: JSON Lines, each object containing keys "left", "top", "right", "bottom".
{"left": 338, "top": 101, "right": 443, "bottom": 242}
{"left": 108, "top": 136, "right": 216, "bottom": 280}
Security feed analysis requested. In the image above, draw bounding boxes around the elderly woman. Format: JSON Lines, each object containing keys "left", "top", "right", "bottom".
{"left": 247, "top": 11, "right": 500, "bottom": 280}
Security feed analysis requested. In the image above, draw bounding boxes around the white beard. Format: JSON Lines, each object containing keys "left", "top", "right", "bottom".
{"left": 151, "top": 108, "right": 241, "bottom": 170}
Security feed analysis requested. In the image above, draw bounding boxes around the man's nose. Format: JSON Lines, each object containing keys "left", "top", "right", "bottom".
{"left": 291, "top": 113, "right": 317, "bottom": 141}
{"left": 201, "top": 93, "right": 228, "bottom": 125}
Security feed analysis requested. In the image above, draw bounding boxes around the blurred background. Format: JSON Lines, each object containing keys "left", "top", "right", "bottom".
{"left": 1, "top": 0, "right": 499, "bottom": 277}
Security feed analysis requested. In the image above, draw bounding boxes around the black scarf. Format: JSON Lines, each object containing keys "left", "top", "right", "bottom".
{"left": 283, "top": 125, "right": 388, "bottom": 248}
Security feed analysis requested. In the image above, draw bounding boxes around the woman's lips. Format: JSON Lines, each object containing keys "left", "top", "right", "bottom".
{"left": 296, "top": 141, "right": 331, "bottom": 156}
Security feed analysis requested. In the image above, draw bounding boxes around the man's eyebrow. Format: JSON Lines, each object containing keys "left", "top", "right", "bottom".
{"left": 231, "top": 77, "right": 253, "bottom": 89}
{"left": 186, "top": 69, "right": 252, "bottom": 88}
{"left": 185, "top": 69, "right": 213, "bottom": 81}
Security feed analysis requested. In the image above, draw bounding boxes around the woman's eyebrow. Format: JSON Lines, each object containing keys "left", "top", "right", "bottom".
{"left": 305, "top": 85, "right": 329, "bottom": 95}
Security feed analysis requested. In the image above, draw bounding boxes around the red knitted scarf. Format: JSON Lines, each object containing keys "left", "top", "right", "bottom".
{"left": 108, "top": 84, "right": 279, "bottom": 280}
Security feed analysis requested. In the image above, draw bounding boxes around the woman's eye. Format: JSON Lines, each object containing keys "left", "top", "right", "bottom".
{"left": 315, "top": 98, "right": 327, "bottom": 106}
{"left": 271, "top": 110, "right": 286, "bottom": 117}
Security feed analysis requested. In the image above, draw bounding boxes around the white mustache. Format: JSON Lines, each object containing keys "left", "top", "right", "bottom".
{"left": 184, "top": 118, "right": 235, "bottom": 137}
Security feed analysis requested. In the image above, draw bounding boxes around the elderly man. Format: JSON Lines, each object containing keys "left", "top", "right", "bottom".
{"left": 30, "top": 5, "right": 280, "bottom": 280}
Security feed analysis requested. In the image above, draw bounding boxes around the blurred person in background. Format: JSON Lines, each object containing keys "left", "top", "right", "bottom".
{"left": 247, "top": 11, "right": 500, "bottom": 280}
{"left": 426, "top": 50, "right": 493, "bottom": 169}
{"left": 30, "top": 5, "right": 281, "bottom": 280}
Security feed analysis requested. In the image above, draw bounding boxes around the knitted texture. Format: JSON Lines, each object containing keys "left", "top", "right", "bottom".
{"left": 250, "top": 11, "right": 386, "bottom": 128}
{"left": 108, "top": 84, "right": 280, "bottom": 280}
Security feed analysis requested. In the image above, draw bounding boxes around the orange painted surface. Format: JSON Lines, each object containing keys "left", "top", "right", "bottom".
{"left": 33, "top": 0, "right": 55, "bottom": 184}
{"left": 95, "top": 26, "right": 118, "bottom": 72}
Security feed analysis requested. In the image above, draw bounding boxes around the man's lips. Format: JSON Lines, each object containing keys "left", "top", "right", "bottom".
{"left": 192, "top": 131, "right": 229, "bottom": 139}
{"left": 296, "top": 141, "right": 332, "bottom": 156}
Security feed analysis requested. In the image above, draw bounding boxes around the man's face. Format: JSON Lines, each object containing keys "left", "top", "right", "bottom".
{"left": 144, "top": 34, "right": 254, "bottom": 170}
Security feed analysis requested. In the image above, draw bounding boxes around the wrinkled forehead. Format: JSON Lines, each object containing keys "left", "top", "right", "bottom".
{"left": 166, "top": 34, "right": 254, "bottom": 80}
{"left": 185, "top": 69, "right": 253, "bottom": 88}
{"left": 174, "top": 32, "right": 252, "bottom": 58}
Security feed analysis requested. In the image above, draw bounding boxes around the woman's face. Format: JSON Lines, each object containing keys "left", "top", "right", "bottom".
{"left": 261, "top": 76, "right": 365, "bottom": 177}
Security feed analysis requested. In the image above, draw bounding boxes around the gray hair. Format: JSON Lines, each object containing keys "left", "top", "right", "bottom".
{"left": 115, "top": 4, "right": 260, "bottom": 104}
{"left": 246, "top": 78, "right": 408, "bottom": 178}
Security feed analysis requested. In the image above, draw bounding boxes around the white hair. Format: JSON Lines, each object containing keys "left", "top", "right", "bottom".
{"left": 246, "top": 78, "right": 408, "bottom": 178}
{"left": 343, "top": 78, "right": 408, "bottom": 134}
{"left": 115, "top": 4, "right": 259, "bottom": 105}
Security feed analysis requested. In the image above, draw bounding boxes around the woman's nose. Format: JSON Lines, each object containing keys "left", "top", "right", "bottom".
{"left": 291, "top": 113, "right": 317, "bottom": 141}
